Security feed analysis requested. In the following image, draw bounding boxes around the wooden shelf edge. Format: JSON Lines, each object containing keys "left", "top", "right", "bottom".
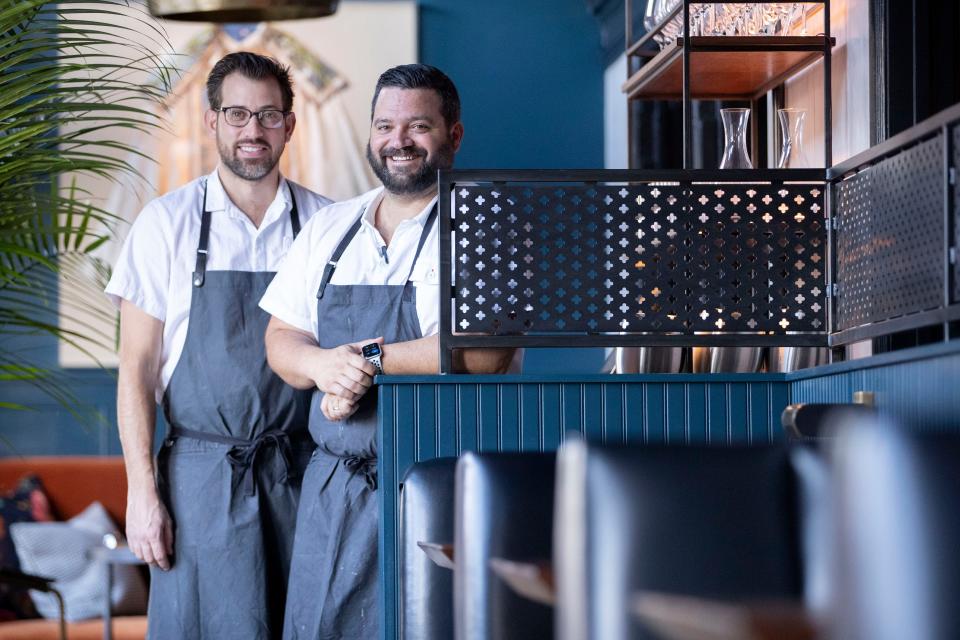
{"left": 622, "top": 43, "right": 682, "bottom": 96}
{"left": 624, "top": 36, "right": 836, "bottom": 101}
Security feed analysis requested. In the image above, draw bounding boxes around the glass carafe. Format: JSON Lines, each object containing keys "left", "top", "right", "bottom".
{"left": 719, "top": 107, "right": 752, "bottom": 169}
{"left": 776, "top": 107, "right": 809, "bottom": 168}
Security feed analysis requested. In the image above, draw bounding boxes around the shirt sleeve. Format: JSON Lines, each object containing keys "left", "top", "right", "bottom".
{"left": 104, "top": 200, "right": 172, "bottom": 321}
{"left": 259, "top": 213, "right": 320, "bottom": 334}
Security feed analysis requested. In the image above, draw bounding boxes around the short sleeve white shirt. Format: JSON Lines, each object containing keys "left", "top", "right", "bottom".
{"left": 105, "top": 169, "right": 333, "bottom": 400}
{"left": 259, "top": 187, "right": 441, "bottom": 339}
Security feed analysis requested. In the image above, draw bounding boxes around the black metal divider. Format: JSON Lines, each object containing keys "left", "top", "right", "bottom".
{"left": 439, "top": 169, "right": 828, "bottom": 373}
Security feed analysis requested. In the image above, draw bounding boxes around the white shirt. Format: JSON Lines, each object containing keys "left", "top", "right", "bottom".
{"left": 260, "top": 187, "right": 441, "bottom": 339}
{"left": 105, "top": 169, "right": 333, "bottom": 400}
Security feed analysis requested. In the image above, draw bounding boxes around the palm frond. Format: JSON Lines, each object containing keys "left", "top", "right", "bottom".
{"left": 0, "top": 0, "right": 177, "bottom": 421}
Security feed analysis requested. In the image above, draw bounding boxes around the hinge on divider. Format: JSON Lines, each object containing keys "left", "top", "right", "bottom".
{"left": 830, "top": 216, "right": 839, "bottom": 231}
{"left": 950, "top": 247, "right": 957, "bottom": 265}
{"left": 950, "top": 167, "right": 957, "bottom": 185}
{"left": 829, "top": 283, "right": 840, "bottom": 298}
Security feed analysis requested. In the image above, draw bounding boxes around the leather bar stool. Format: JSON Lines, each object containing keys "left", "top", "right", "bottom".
{"left": 454, "top": 452, "right": 556, "bottom": 640}
{"left": 399, "top": 457, "right": 458, "bottom": 640}
{"left": 830, "top": 419, "right": 960, "bottom": 640}
{"left": 554, "top": 441, "right": 804, "bottom": 640}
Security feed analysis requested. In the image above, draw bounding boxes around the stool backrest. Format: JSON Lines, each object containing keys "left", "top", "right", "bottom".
{"left": 400, "top": 457, "right": 458, "bottom": 640}
{"left": 831, "top": 422, "right": 960, "bottom": 640}
{"left": 555, "top": 442, "right": 803, "bottom": 640}
{"left": 455, "top": 452, "right": 556, "bottom": 640}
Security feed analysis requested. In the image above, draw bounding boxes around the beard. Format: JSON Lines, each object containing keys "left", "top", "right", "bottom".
{"left": 218, "top": 134, "right": 282, "bottom": 182}
{"left": 366, "top": 140, "right": 455, "bottom": 195}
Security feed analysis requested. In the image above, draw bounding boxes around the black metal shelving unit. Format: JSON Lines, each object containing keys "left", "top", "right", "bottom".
{"left": 623, "top": 0, "right": 835, "bottom": 170}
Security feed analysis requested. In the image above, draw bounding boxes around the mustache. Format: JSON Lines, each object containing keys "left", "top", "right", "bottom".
{"left": 380, "top": 145, "right": 426, "bottom": 158}
{"left": 235, "top": 138, "right": 271, "bottom": 148}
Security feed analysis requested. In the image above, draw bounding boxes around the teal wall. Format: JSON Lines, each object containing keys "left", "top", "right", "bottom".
{"left": 0, "top": 1, "right": 607, "bottom": 456}
{"left": 419, "top": 0, "right": 605, "bottom": 171}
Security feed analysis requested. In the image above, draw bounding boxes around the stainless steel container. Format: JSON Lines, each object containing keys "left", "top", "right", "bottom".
{"left": 692, "top": 346, "right": 712, "bottom": 373}
{"left": 768, "top": 347, "right": 829, "bottom": 373}
{"left": 708, "top": 346, "right": 764, "bottom": 373}
{"left": 614, "top": 347, "right": 685, "bottom": 373}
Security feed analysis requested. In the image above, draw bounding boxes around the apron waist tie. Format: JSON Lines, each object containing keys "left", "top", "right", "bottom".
{"left": 168, "top": 426, "right": 295, "bottom": 497}
{"left": 342, "top": 455, "right": 378, "bottom": 491}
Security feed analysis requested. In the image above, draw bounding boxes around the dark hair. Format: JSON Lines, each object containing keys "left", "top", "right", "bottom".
{"left": 206, "top": 52, "right": 294, "bottom": 112}
{"left": 370, "top": 64, "right": 460, "bottom": 126}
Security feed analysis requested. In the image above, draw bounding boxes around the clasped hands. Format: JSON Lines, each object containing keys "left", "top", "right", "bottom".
{"left": 316, "top": 336, "right": 383, "bottom": 421}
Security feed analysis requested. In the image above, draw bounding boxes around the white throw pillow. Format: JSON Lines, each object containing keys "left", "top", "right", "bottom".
{"left": 9, "top": 501, "right": 148, "bottom": 621}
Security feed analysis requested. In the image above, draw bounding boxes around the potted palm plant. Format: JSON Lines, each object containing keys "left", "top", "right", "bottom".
{"left": 0, "top": 0, "right": 175, "bottom": 419}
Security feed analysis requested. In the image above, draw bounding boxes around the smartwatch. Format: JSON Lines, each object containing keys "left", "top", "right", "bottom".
{"left": 362, "top": 343, "right": 383, "bottom": 375}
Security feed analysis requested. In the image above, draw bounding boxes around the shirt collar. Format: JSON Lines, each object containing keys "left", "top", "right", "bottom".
{"left": 360, "top": 188, "right": 439, "bottom": 229}
{"left": 205, "top": 168, "right": 292, "bottom": 226}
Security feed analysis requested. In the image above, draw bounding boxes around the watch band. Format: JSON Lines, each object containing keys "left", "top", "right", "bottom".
{"left": 367, "top": 353, "right": 383, "bottom": 375}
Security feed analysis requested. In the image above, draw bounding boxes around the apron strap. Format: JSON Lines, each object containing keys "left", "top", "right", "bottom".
{"left": 192, "top": 181, "right": 212, "bottom": 287}
{"left": 405, "top": 203, "right": 438, "bottom": 282}
{"left": 166, "top": 426, "right": 297, "bottom": 497}
{"left": 316, "top": 201, "right": 439, "bottom": 299}
{"left": 289, "top": 187, "right": 301, "bottom": 238}
{"left": 316, "top": 215, "right": 363, "bottom": 300}
{"left": 193, "top": 180, "right": 302, "bottom": 287}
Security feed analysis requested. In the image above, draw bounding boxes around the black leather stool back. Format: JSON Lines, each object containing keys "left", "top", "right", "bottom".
{"left": 831, "top": 422, "right": 960, "bottom": 640}
{"left": 400, "top": 457, "right": 458, "bottom": 640}
{"left": 455, "top": 452, "right": 556, "bottom": 640}
{"left": 555, "top": 441, "right": 802, "bottom": 640}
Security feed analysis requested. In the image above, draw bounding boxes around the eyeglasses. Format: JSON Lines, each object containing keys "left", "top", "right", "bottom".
{"left": 215, "top": 106, "right": 289, "bottom": 129}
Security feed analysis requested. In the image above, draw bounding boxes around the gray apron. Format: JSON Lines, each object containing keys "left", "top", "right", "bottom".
{"left": 149, "top": 180, "right": 314, "bottom": 639}
{"left": 283, "top": 204, "right": 437, "bottom": 640}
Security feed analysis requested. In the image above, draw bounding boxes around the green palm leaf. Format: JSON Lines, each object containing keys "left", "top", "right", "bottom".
{"left": 1, "top": 0, "right": 176, "bottom": 422}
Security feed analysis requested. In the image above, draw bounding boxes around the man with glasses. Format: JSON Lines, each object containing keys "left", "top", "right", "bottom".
{"left": 105, "top": 52, "right": 331, "bottom": 638}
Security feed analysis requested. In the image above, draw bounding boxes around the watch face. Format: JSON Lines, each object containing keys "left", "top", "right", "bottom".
{"left": 362, "top": 343, "right": 382, "bottom": 358}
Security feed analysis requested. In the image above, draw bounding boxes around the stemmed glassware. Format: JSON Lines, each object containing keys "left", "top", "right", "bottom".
{"left": 644, "top": 2, "right": 812, "bottom": 49}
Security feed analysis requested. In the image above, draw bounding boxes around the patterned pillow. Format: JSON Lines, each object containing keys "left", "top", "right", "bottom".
{"left": 11, "top": 501, "right": 149, "bottom": 621}
{"left": 0, "top": 474, "right": 55, "bottom": 621}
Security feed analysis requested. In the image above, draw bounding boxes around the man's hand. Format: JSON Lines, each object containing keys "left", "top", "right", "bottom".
{"left": 126, "top": 486, "right": 174, "bottom": 571}
{"left": 265, "top": 318, "right": 382, "bottom": 401}
{"left": 310, "top": 337, "right": 382, "bottom": 402}
{"left": 321, "top": 392, "right": 359, "bottom": 422}
{"left": 117, "top": 300, "right": 171, "bottom": 569}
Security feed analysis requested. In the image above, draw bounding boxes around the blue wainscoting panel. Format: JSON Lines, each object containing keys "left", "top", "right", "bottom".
{"left": 377, "top": 373, "right": 790, "bottom": 640}
{"left": 789, "top": 342, "right": 960, "bottom": 430}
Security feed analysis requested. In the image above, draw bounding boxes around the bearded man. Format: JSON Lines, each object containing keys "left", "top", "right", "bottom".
{"left": 260, "top": 63, "right": 516, "bottom": 639}
{"left": 107, "top": 52, "right": 331, "bottom": 638}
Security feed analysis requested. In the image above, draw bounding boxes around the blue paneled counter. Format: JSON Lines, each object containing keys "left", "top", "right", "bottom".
{"left": 376, "top": 340, "right": 960, "bottom": 638}
{"left": 377, "top": 371, "right": 790, "bottom": 638}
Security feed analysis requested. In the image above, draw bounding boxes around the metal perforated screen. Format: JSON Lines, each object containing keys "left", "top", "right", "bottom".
{"left": 451, "top": 182, "right": 826, "bottom": 335}
{"left": 954, "top": 125, "right": 960, "bottom": 304}
{"left": 834, "top": 135, "right": 945, "bottom": 330}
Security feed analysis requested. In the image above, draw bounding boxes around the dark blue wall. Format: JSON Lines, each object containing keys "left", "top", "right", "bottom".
{"left": 419, "top": 0, "right": 604, "bottom": 170}
{"left": 0, "top": 1, "right": 607, "bottom": 456}
{"left": 420, "top": 0, "right": 608, "bottom": 373}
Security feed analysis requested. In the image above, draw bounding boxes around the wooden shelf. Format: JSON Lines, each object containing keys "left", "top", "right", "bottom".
{"left": 623, "top": 36, "right": 835, "bottom": 101}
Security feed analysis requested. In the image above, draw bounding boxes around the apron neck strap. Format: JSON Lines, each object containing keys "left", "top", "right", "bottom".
{"left": 288, "top": 185, "right": 301, "bottom": 238}
{"left": 192, "top": 180, "right": 212, "bottom": 287}
{"left": 316, "top": 201, "right": 438, "bottom": 300}
{"left": 405, "top": 202, "right": 438, "bottom": 282}
{"left": 193, "top": 179, "right": 302, "bottom": 288}
{"left": 316, "top": 215, "right": 363, "bottom": 299}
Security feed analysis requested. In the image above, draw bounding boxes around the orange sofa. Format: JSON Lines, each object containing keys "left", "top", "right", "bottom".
{"left": 0, "top": 457, "right": 147, "bottom": 640}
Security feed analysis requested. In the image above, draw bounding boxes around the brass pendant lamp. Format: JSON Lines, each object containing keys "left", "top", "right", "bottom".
{"left": 148, "top": 0, "right": 339, "bottom": 21}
